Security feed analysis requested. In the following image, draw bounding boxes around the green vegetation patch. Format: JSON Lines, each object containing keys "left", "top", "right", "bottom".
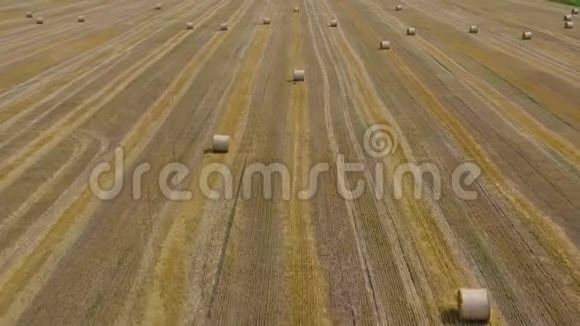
{"left": 551, "top": 0, "right": 580, "bottom": 6}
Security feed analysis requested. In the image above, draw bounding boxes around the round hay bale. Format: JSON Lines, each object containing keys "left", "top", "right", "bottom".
{"left": 406, "top": 27, "right": 416, "bottom": 35}
{"left": 186, "top": 22, "right": 194, "bottom": 30}
{"left": 78, "top": 15, "right": 85, "bottom": 23}
{"left": 457, "top": 288, "right": 490, "bottom": 321}
{"left": 379, "top": 40, "right": 391, "bottom": 50}
{"left": 565, "top": 21, "right": 574, "bottom": 29}
{"left": 155, "top": 3, "right": 162, "bottom": 10}
{"left": 572, "top": 8, "right": 579, "bottom": 14}
{"left": 213, "top": 135, "right": 230, "bottom": 153}
{"left": 220, "top": 23, "right": 228, "bottom": 31}
{"left": 521, "top": 31, "right": 532, "bottom": 40}
{"left": 330, "top": 19, "right": 338, "bottom": 27}
{"left": 293, "top": 69, "right": 305, "bottom": 82}
{"left": 293, "top": 6, "right": 300, "bottom": 13}
{"left": 26, "top": 11, "right": 33, "bottom": 18}
{"left": 564, "top": 14, "right": 572, "bottom": 21}
{"left": 396, "top": 5, "right": 403, "bottom": 11}
{"left": 468, "top": 25, "right": 478, "bottom": 33}
{"left": 36, "top": 17, "right": 44, "bottom": 24}
{"left": 263, "top": 17, "right": 271, "bottom": 25}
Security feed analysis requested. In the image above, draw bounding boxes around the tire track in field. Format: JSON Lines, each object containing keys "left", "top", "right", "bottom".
{"left": 324, "top": 0, "right": 576, "bottom": 322}
{"left": 184, "top": 5, "right": 294, "bottom": 323}
{"left": 0, "top": 0, "right": 96, "bottom": 39}
{"left": 453, "top": 40, "right": 580, "bottom": 128}
{"left": 342, "top": 1, "right": 579, "bottom": 323}
{"left": 0, "top": 1, "right": 247, "bottom": 322}
{"left": 302, "top": 0, "right": 381, "bottom": 323}
{"left": 403, "top": 0, "right": 580, "bottom": 85}
{"left": 0, "top": 0, "right": 146, "bottom": 69}
{"left": 412, "top": 38, "right": 580, "bottom": 170}
{"left": 315, "top": 1, "right": 442, "bottom": 323}
{"left": 0, "top": 130, "right": 94, "bottom": 237}
{"left": 0, "top": 0, "right": 190, "bottom": 64}
{"left": 284, "top": 9, "right": 330, "bottom": 324}
{"left": 428, "top": 0, "right": 580, "bottom": 64}
{"left": 305, "top": 2, "right": 388, "bottom": 324}
{"left": 317, "top": 1, "right": 442, "bottom": 322}
{"left": 360, "top": 0, "right": 580, "bottom": 214}
{"left": 0, "top": 27, "right": 199, "bottom": 192}
{"left": 15, "top": 0, "right": 253, "bottom": 322}
{"left": 0, "top": 28, "right": 122, "bottom": 93}
{"left": 0, "top": 0, "right": 231, "bottom": 242}
{"left": 0, "top": 0, "right": 138, "bottom": 64}
{"left": 0, "top": 1, "right": 114, "bottom": 60}
{"left": 389, "top": 31, "right": 580, "bottom": 323}
{"left": 0, "top": 0, "right": 221, "bottom": 143}
{"left": 3, "top": 0, "right": 213, "bottom": 114}
{"left": 328, "top": 9, "right": 464, "bottom": 323}
{"left": 0, "top": 0, "right": 116, "bottom": 44}
{"left": 440, "top": 0, "right": 580, "bottom": 45}
{"left": 307, "top": 0, "right": 437, "bottom": 323}
{"left": 202, "top": 22, "right": 272, "bottom": 321}
{"left": 113, "top": 48, "right": 249, "bottom": 324}
{"left": 0, "top": 0, "right": 95, "bottom": 36}
{"left": 0, "top": 0, "right": 200, "bottom": 103}
{"left": 0, "top": 0, "right": 175, "bottom": 96}
{"left": 0, "top": 51, "right": 112, "bottom": 127}
{"left": 128, "top": 0, "right": 264, "bottom": 324}
{"left": 195, "top": 16, "right": 278, "bottom": 326}
{"left": 0, "top": 0, "right": 238, "bottom": 267}
{"left": 364, "top": 0, "right": 580, "bottom": 255}
{"left": 324, "top": 1, "right": 515, "bottom": 323}
{"left": 192, "top": 3, "right": 311, "bottom": 324}
{"left": 208, "top": 18, "right": 290, "bottom": 322}
{"left": 0, "top": 26, "right": 198, "bottom": 268}
{"left": 359, "top": 1, "right": 580, "bottom": 178}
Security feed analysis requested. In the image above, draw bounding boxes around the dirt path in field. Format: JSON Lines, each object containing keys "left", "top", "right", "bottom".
{"left": 0, "top": 0, "right": 578, "bottom": 324}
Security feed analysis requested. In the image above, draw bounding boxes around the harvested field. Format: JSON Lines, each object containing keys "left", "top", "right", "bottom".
{"left": 0, "top": 0, "right": 578, "bottom": 324}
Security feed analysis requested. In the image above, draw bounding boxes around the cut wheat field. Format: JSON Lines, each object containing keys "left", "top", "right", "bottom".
{"left": 0, "top": 0, "right": 578, "bottom": 324}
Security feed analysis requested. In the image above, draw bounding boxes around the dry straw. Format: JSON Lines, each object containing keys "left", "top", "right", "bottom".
{"left": 457, "top": 288, "right": 491, "bottom": 321}
{"left": 293, "top": 69, "right": 305, "bottom": 82}
{"left": 522, "top": 31, "right": 532, "bottom": 40}
{"left": 213, "top": 135, "right": 230, "bottom": 153}
{"left": 379, "top": 40, "right": 391, "bottom": 50}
